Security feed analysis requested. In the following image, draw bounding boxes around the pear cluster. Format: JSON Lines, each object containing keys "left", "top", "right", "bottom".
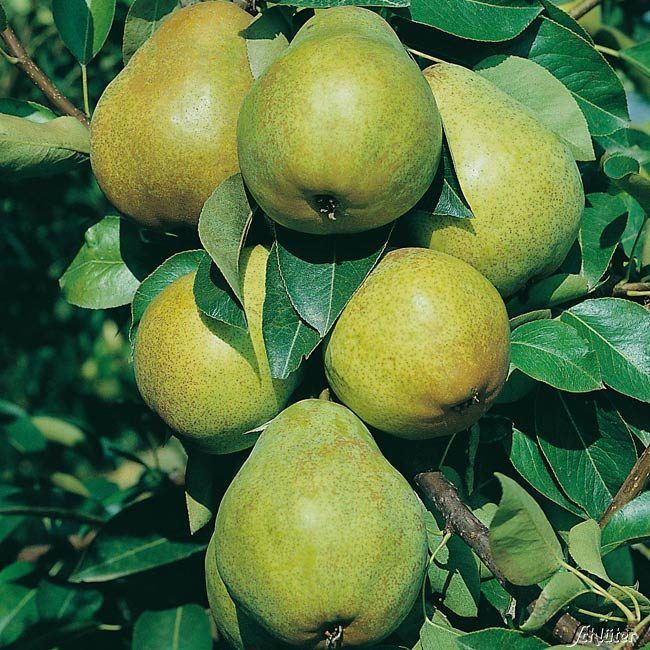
{"left": 91, "top": 2, "right": 584, "bottom": 647}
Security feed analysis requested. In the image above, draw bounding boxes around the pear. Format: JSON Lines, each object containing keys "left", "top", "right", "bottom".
{"left": 91, "top": 1, "right": 253, "bottom": 229}
{"left": 205, "top": 534, "right": 286, "bottom": 649}
{"left": 237, "top": 7, "right": 442, "bottom": 235}
{"left": 214, "top": 399, "right": 428, "bottom": 647}
{"left": 324, "top": 248, "right": 510, "bottom": 439}
{"left": 133, "top": 246, "right": 300, "bottom": 454}
{"left": 407, "top": 63, "right": 584, "bottom": 297}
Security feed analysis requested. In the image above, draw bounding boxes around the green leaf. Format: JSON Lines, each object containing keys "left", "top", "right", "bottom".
{"left": 130, "top": 250, "right": 204, "bottom": 344}
{"left": 5, "top": 417, "right": 46, "bottom": 454}
{"left": 620, "top": 40, "right": 650, "bottom": 78}
{"left": 510, "top": 319, "right": 602, "bottom": 392}
{"left": 412, "top": 139, "right": 473, "bottom": 219}
{"left": 123, "top": 0, "right": 179, "bottom": 64}
{"left": 519, "top": 16, "right": 629, "bottom": 136}
{"left": 192, "top": 253, "right": 246, "bottom": 330}
{"left": 621, "top": 194, "right": 646, "bottom": 259}
{"left": 0, "top": 563, "right": 35, "bottom": 584}
{"left": 59, "top": 216, "right": 141, "bottom": 309}
{"left": 52, "top": 0, "right": 117, "bottom": 65}
{"left": 601, "top": 492, "right": 650, "bottom": 554}
{"left": 244, "top": 6, "right": 291, "bottom": 80}
{"left": 509, "top": 309, "right": 552, "bottom": 330}
{"left": 535, "top": 388, "right": 638, "bottom": 520}
{"left": 507, "top": 428, "right": 584, "bottom": 516}
{"left": 262, "top": 243, "right": 320, "bottom": 380}
{"left": 0, "top": 114, "right": 89, "bottom": 180}
{"left": 560, "top": 299, "right": 650, "bottom": 403}
{"left": 406, "top": 0, "right": 541, "bottom": 42}
{"left": 425, "top": 513, "right": 480, "bottom": 618}
{"left": 0, "top": 584, "right": 38, "bottom": 646}
{"left": 36, "top": 582, "right": 102, "bottom": 623}
{"left": 489, "top": 473, "right": 563, "bottom": 586}
{"left": 476, "top": 55, "right": 594, "bottom": 161}
{"left": 0, "top": 98, "right": 57, "bottom": 122}
{"left": 602, "top": 152, "right": 650, "bottom": 211}
{"left": 568, "top": 519, "right": 609, "bottom": 580}
{"left": 71, "top": 490, "right": 206, "bottom": 583}
{"left": 132, "top": 606, "right": 212, "bottom": 650}
{"left": 276, "top": 223, "right": 392, "bottom": 337}
{"left": 0, "top": 4, "right": 6, "bottom": 31}
{"left": 31, "top": 416, "right": 85, "bottom": 447}
{"left": 419, "top": 611, "right": 462, "bottom": 650}
{"left": 521, "top": 572, "right": 588, "bottom": 631}
{"left": 198, "top": 173, "right": 253, "bottom": 302}
{"left": 506, "top": 274, "right": 588, "bottom": 316}
{"left": 578, "top": 193, "right": 628, "bottom": 289}
{"left": 457, "top": 628, "right": 549, "bottom": 649}
{"left": 274, "top": 0, "right": 407, "bottom": 6}
{"left": 185, "top": 451, "right": 220, "bottom": 536}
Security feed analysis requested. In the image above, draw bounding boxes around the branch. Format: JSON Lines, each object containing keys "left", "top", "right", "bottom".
{"left": 568, "top": 0, "right": 600, "bottom": 20}
{"left": 612, "top": 282, "right": 650, "bottom": 299}
{"left": 600, "top": 445, "right": 650, "bottom": 526}
{"left": 1, "top": 26, "right": 90, "bottom": 127}
{"left": 415, "top": 472, "right": 588, "bottom": 646}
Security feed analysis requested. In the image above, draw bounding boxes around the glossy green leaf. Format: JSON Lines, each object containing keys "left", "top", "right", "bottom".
{"left": 5, "top": 417, "right": 46, "bottom": 454}
{"left": 244, "top": 6, "right": 292, "bottom": 79}
{"left": 185, "top": 451, "right": 220, "bottom": 536}
{"left": 578, "top": 193, "right": 628, "bottom": 289}
{"left": 407, "top": 0, "right": 541, "bottom": 42}
{"left": 0, "top": 4, "right": 6, "bottom": 30}
{"left": 0, "top": 563, "right": 35, "bottom": 584}
{"left": 489, "top": 474, "right": 563, "bottom": 586}
{"left": 60, "top": 216, "right": 141, "bottom": 310}
{"left": 130, "top": 250, "right": 204, "bottom": 343}
{"left": 274, "top": 0, "right": 408, "bottom": 7}
{"left": 568, "top": 519, "right": 609, "bottom": 580}
{"left": 620, "top": 40, "right": 650, "bottom": 78}
{"left": 0, "top": 584, "right": 38, "bottom": 646}
{"left": 535, "top": 388, "right": 637, "bottom": 520}
{"left": 198, "top": 173, "right": 253, "bottom": 302}
{"left": 0, "top": 114, "right": 89, "bottom": 180}
{"left": 601, "top": 492, "right": 650, "bottom": 554}
{"left": 510, "top": 319, "right": 602, "bottom": 392}
{"left": 132, "top": 605, "right": 212, "bottom": 650}
{"left": 262, "top": 243, "right": 320, "bottom": 380}
{"left": 193, "top": 253, "right": 246, "bottom": 330}
{"left": 519, "top": 17, "right": 629, "bottom": 136}
{"left": 560, "top": 299, "right": 650, "bottom": 402}
{"left": 506, "top": 274, "right": 588, "bottom": 316}
{"left": 36, "top": 582, "right": 103, "bottom": 622}
{"left": 509, "top": 309, "right": 552, "bottom": 330}
{"left": 457, "top": 628, "right": 549, "bottom": 649}
{"left": 521, "top": 572, "right": 588, "bottom": 631}
{"left": 276, "top": 223, "right": 392, "bottom": 337}
{"left": 52, "top": 0, "right": 117, "bottom": 64}
{"left": 602, "top": 152, "right": 650, "bottom": 211}
{"left": 477, "top": 55, "right": 594, "bottom": 161}
{"left": 508, "top": 428, "right": 584, "bottom": 516}
{"left": 0, "top": 98, "right": 57, "bottom": 122}
{"left": 419, "top": 611, "right": 462, "bottom": 650}
{"left": 123, "top": 0, "right": 179, "bottom": 64}
{"left": 71, "top": 490, "right": 206, "bottom": 583}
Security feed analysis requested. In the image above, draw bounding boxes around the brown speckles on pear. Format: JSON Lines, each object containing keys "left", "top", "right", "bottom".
{"left": 324, "top": 248, "right": 510, "bottom": 439}
{"left": 408, "top": 63, "right": 584, "bottom": 297}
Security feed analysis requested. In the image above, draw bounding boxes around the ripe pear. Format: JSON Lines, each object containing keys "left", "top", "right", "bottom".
{"left": 133, "top": 246, "right": 300, "bottom": 454}
{"left": 214, "top": 399, "right": 428, "bottom": 647}
{"left": 91, "top": 1, "right": 253, "bottom": 229}
{"left": 407, "top": 64, "right": 584, "bottom": 297}
{"left": 205, "top": 534, "right": 286, "bottom": 649}
{"left": 324, "top": 248, "right": 510, "bottom": 438}
{"left": 237, "top": 7, "right": 442, "bottom": 235}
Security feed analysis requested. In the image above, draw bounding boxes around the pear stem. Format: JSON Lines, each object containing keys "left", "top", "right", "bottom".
{"left": 596, "top": 45, "right": 621, "bottom": 59}
{"left": 406, "top": 47, "right": 448, "bottom": 65}
{"left": 81, "top": 64, "right": 91, "bottom": 117}
{"left": 0, "top": 25, "right": 90, "bottom": 127}
{"left": 568, "top": 0, "right": 600, "bottom": 20}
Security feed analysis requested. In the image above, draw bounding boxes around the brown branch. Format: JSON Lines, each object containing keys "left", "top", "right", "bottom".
{"left": 568, "top": 0, "right": 601, "bottom": 20}
{"left": 612, "top": 282, "right": 650, "bottom": 299}
{"left": 600, "top": 445, "right": 650, "bottom": 526}
{"left": 1, "top": 26, "right": 90, "bottom": 127}
{"left": 415, "top": 472, "right": 589, "bottom": 646}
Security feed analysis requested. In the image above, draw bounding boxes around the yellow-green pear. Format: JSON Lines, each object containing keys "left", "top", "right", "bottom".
{"left": 133, "top": 246, "right": 300, "bottom": 454}
{"left": 205, "top": 534, "right": 287, "bottom": 649}
{"left": 214, "top": 399, "right": 428, "bottom": 647}
{"left": 237, "top": 7, "right": 442, "bottom": 235}
{"left": 408, "top": 64, "right": 584, "bottom": 297}
{"left": 91, "top": 1, "right": 253, "bottom": 229}
{"left": 324, "top": 248, "right": 510, "bottom": 438}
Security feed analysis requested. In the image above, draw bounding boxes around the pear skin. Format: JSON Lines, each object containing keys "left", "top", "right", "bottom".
{"left": 214, "top": 399, "right": 428, "bottom": 647}
{"left": 408, "top": 64, "right": 584, "bottom": 297}
{"left": 324, "top": 248, "right": 510, "bottom": 438}
{"left": 237, "top": 7, "right": 442, "bottom": 235}
{"left": 91, "top": 1, "right": 253, "bottom": 229}
{"left": 133, "top": 246, "right": 300, "bottom": 454}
